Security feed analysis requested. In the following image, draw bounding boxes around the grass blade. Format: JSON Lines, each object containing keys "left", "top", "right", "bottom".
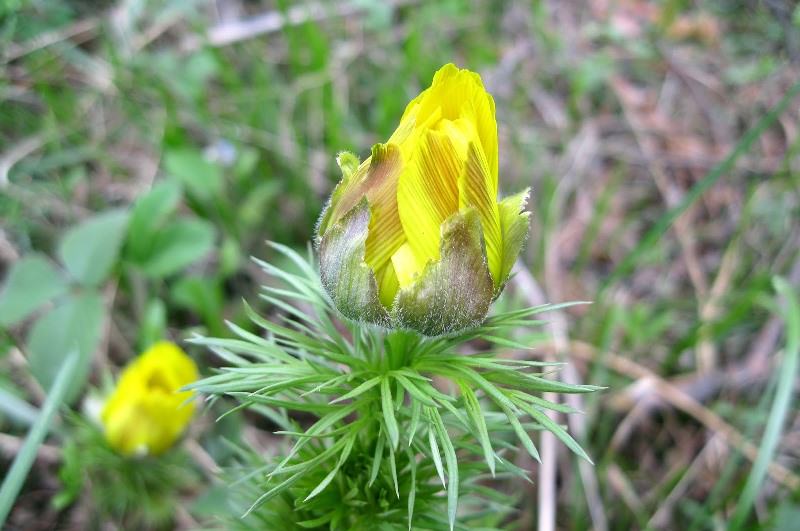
{"left": 602, "top": 80, "right": 800, "bottom": 290}
{"left": 0, "top": 350, "right": 79, "bottom": 526}
{"left": 729, "top": 277, "right": 800, "bottom": 529}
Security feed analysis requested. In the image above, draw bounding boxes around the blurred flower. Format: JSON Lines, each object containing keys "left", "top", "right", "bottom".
{"left": 101, "top": 341, "right": 198, "bottom": 456}
{"left": 317, "top": 63, "right": 530, "bottom": 335}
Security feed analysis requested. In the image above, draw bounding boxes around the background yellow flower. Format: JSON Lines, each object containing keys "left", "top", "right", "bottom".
{"left": 101, "top": 341, "right": 198, "bottom": 457}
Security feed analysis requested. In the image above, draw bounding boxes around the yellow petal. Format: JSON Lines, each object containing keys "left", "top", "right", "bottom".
{"left": 398, "top": 64, "right": 498, "bottom": 189}
{"left": 362, "top": 145, "right": 406, "bottom": 271}
{"left": 459, "top": 142, "right": 502, "bottom": 287}
{"left": 391, "top": 243, "right": 422, "bottom": 289}
{"left": 319, "top": 144, "right": 405, "bottom": 273}
{"left": 375, "top": 261, "right": 400, "bottom": 307}
{"left": 101, "top": 341, "right": 198, "bottom": 456}
{"left": 397, "top": 129, "right": 462, "bottom": 270}
{"left": 496, "top": 188, "right": 531, "bottom": 289}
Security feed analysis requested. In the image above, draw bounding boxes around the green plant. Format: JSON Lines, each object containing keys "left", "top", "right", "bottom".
{"left": 191, "top": 244, "right": 599, "bottom": 529}
{"left": 55, "top": 414, "right": 196, "bottom": 530}
{"left": 0, "top": 181, "right": 216, "bottom": 402}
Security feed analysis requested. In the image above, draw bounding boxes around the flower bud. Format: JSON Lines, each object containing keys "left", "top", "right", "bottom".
{"left": 101, "top": 341, "right": 198, "bottom": 456}
{"left": 317, "top": 64, "right": 530, "bottom": 336}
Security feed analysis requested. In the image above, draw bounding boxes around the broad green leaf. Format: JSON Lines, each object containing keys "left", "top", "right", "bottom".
{"left": 26, "top": 292, "right": 105, "bottom": 403}
{"left": 138, "top": 218, "right": 215, "bottom": 278}
{"left": 126, "top": 180, "right": 182, "bottom": 261}
{"left": 58, "top": 210, "right": 129, "bottom": 286}
{"left": 164, "top": 148, "right": 222, "bottom": 201}
{"left": 172, "top": 275, "right": 222, "bottom": 323}
{"left": 0, "top": 254, "right": 68, "bottom": 326}
{"left": 139, "top": 298, "right": 166, "bottom": 350}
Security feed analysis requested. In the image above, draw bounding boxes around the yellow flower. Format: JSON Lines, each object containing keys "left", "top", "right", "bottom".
{"left": 101, "top": 341, "right": 198, "bottom": 456}
{"left": 317, "top": 64, "right": 530, "bottom": 336}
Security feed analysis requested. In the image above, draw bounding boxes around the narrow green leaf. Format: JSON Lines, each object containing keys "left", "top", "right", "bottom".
{"left": 508, "top": 389, "right": 583, "bottom": 414}
{"left": 730, "top": 277, "right": 800, "bottom": 529}
{"left": 502, "top": 405, "right": 540, "bottom": 463}
{"left": 0, "top": 350, "right": 79, "bottom": 526}
{"left": 519, "top": 401, "right": 593, "bottom": 464}
{"left": 381, "top": 377, "right": 400, "bottom": 449}
{"left": 429, "top": 407, "right": 459, "bottom": 531}
{"left": 245, "top": 473, "right": 302, "bottom": 516}
{"left": 459, "top": 383, "right": 495, "bottom": 476}
{"left": 394, "top": 374, "right": 438, "bottom": 407}
{"left": 304, "top": 431, "right": 356, "bottom": 501}
{"left": 408, "top": 398, "right": 422, "bottom": 445}
{"left": 297, "top": 512, "right": 335, "bottom": 528}
{"left": 271, "top": 402, "right": 359, "bottom": 477}
{"left": 428, "top": 421, "right": 446, "bottom": 488}
{"left": 0, "top": 254, "right": 68, "bottom": 326}
{"left": 448, "top": 366, "right": 517, "bottom": 412}
{"left": 369, "top": 430, "right": 386, "bottom": 488}
{"left": 388, "top": 443, "right": 399, "bottom": 499}
{"left": 330, "top": 376, "right": 381, "bottom": 404}
{"left": 406, "top": 448, "right": 417, "bottom": 530}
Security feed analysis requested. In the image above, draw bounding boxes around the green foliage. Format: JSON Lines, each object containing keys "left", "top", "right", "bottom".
{"left": 0, "top": 351, "right": 79, "bottom": 527}
{"left": 26, "top": 292, "right": 104, "bottom": 401}
{"left": 55, "top": 415, "right": 196, "bottom": 530}
{"left": 164, "top": 148, "right": 223, "bottom": 203}
{"left": 730, "top": 278, "right": 800, "bottom": 529}
{"left": 0, "top": 254, "right": 68, "bottom": 327}
{"left": 136, "top": 218, "right": 215, "bottom": 278}
{"left": 2, "top": 0, "right": 798, "bottom": 527}
{"left": 58, "top": 210, "right": 129, "bottom": 287}
{"left": 191, "top": 244, "right": 598, "bottom": 529}
{"left": 0, "top": 187, "right": 218, "bottom": 398}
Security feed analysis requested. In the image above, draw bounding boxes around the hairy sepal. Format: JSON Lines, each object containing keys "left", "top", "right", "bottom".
{"left": 392, "top": 208, "right": 493, "bottom": 336}
{"left": 318, "top": 198, "right": 389, "bottom": 327}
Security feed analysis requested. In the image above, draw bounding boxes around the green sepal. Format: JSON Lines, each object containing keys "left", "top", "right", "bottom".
{"left": 495, "top": 187, "right": 531, "bottom": 294}
{"left": 318, "top": 198, "right": 390, "bottom": 327}
{"left": 392, "top": 208, "right": 493, "bottom": 336}
{"left": 316, "top": 151, "right": 362, "bottom": 238}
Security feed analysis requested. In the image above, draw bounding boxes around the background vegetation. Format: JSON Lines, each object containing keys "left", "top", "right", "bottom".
{"left": 1, "top": 0, "right": 799, "bottom": 529}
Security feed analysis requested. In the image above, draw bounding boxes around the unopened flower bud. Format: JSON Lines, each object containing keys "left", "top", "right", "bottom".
{"left": 317, "top": 64, "right": 530, "bottom": 336}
